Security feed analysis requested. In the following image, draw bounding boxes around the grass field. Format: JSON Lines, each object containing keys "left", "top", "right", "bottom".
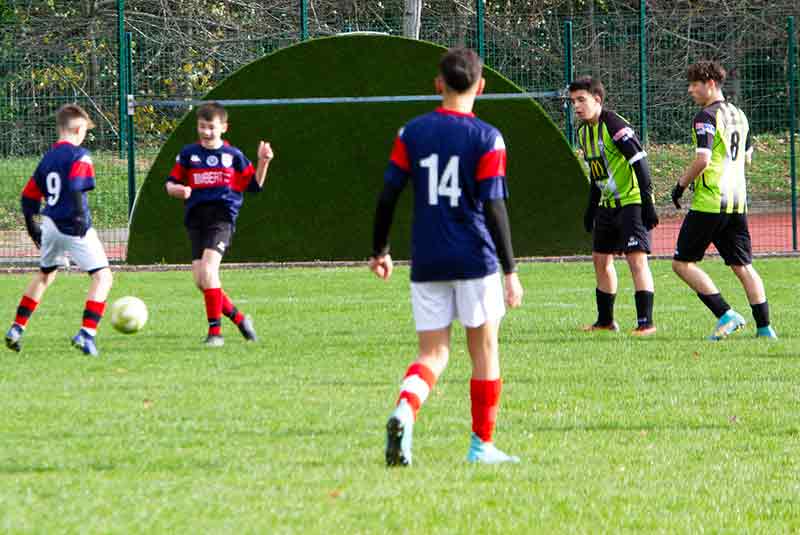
{"left": 1, "top": 258, "right": 799, "bottom": 533}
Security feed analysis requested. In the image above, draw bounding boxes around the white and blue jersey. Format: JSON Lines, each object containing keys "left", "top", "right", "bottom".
{"left": 385, "top": 107, "right": 508, "bottom": 282}
{"left": 21, "top": 141, "right": 96, "bottom": 236}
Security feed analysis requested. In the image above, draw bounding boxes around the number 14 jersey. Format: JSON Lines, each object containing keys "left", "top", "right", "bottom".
{"left": 384, "top": 107, "right": 508, "bottom": 282}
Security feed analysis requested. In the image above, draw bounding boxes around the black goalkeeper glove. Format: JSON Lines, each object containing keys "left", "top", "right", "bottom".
{"left": 641, "top": 201, "right": 659, "bottom": 230}
{"left": 29, "top": 225, "right": 42, "bottom": 249}
{"left": 671, "top": 183, "right": 685, "bottom": 209}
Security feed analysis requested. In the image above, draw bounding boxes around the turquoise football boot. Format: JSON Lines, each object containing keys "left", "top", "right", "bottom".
{"left": 708, "top": 309, "right": 746, "bottom": 341}
{"left": 466, "top": 433, "right": 520, "bottom": 464}
{"left": 385, "top": 400, "right": 414, "bottom": 467}
{"left": 756, "top": 325, "right": 778, "bottom": 339}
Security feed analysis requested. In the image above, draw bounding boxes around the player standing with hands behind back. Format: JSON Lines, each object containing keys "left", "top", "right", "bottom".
{"left": 166, "top": 102, "right": 273, "bottom": 346}
{"left": 370, "top": 48, "right": 523, "bottom": 466}
{"left": 569, "top": 76, "right": 659, "bottom": 336}
{"left": 670, "top": 61, "right": 777, "bottom": 340}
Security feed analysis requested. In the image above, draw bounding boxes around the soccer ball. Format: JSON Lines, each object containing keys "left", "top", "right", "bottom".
{"left": 110, "top": 296, "right": 148, "bottom": 334}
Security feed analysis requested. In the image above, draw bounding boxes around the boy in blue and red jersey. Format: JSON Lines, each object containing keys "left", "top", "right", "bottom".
{"left": 166, "top": 102, "right": 273, "bottom": 346}
{"left": 5, "top": 104, "right": 114, "bottom": 356}
{"left": 370, "top": 48, "right": 524, "bottom": 466}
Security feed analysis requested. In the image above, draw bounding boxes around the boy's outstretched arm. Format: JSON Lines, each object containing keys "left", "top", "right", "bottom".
{"left": 254, "top": 141, "right": 274, "bottom": 188}
{"left": 166, "top": 181, "right": 191, "bottom": 199}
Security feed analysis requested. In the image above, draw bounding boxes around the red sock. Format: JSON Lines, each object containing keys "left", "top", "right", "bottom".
{"left": 396, "top": 363, "right": 437, "bottom": 420}
{"left": 14, "top": 295, "right": 39, "bottom": 328}
{"left": 82, "top": 300, "right": 106, "bottom": 333}
{"left": 470, "top": 378, "right": 502, "bottom": 443}
{"left": 221, "top": 290, "right": 244, "bottom": 325}
{"left": 203, "top": 288, "right": 222, "bottom": 336}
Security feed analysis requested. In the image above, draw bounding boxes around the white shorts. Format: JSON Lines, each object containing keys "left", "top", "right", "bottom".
{"left": 410, "top": 272, "right": 505, "bottom": 331}
{"left": 40, "top": 216, "right": 109, "bottom": 273}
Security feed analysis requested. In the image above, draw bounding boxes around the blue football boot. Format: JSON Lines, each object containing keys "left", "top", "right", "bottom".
{"left": 5, "top": 324, "right": 23, "bottom": 352}
{"left": 466, "top": 433, "right": 520, "bottom": 464}
{"left": 709, "top": 309, "right": 746, "bottom": 341}
{"left": 756, "top": 325, "right": 778, "bottom": 339}
{"left": 71, "top": 329, "right": 99, "bottom": 357}
{"left": 385, "top": 400, "right": 414, "bottom": 467}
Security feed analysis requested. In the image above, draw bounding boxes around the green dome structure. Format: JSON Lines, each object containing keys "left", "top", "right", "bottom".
{"left": 126, "top": 34, "right": 588, "bottom": 263}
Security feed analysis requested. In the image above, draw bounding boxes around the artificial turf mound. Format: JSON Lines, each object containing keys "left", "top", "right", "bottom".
{"left": 126, "top": 34, "right": 588, "bottom": 263}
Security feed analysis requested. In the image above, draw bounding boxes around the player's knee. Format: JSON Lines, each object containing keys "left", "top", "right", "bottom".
{"left": 92, "top": 267, "right": 113, "bottom": 287}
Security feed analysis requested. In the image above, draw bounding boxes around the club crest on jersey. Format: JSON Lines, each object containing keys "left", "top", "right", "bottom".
{"left": 221, "top": 153, "right": 233, "bottom": 168}
{"left": 206, "top": 155, "right": 219, "bottom": 167}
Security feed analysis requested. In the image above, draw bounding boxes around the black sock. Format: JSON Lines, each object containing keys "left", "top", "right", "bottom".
{"left": 750, "top": 301, "right": 770, "bottom": 328}
{"left": 634, "top": 290, "right": 654, "bottom": 327}
{"left": 596, "top": 288, "right": 616, "bottom": 326}
{"left": 697, "top": 293, "right": 730, "bottom": 319}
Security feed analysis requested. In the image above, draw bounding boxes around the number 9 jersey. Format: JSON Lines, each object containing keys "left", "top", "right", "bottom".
{"left": 384, "top": 107, "right": 508, "bottom": 282}
{"left": 21, "top": 141, "right": 96, "bottom": 236}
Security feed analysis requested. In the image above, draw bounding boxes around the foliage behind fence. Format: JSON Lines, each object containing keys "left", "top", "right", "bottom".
{"left": 0, "top": 1, "right": 797, "bottom": 262}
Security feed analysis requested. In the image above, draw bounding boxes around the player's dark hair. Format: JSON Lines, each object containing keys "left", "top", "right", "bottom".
{"left": 197, "top": 101, "right": 228, "bottom": 123}
{"left": 687, "top": 61, "right": 726, "bottom": 85}
{"left": 568, "top": 76, "right": 606, "bottom": 103}
{"left": 56, "top": 104, "right": 95, "bottom": 131}
{"left": 439, "top": 48, "right": 483, "bottom": 93}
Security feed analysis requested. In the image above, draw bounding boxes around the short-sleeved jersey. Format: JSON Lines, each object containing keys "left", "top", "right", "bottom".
{"left": 384, "top": 107, "right": 508, "bottom": 282}
{"left": 21, "top": 141, "right": 95, "bottom": 236}
{"left": 690, "top": 100, "right": 752, "bottom": 214}
{"left": 167, "top": 141, "right": 259, "bottom": 224}
{"left": 576, "top": 110, "right": 648, "bottom": 208}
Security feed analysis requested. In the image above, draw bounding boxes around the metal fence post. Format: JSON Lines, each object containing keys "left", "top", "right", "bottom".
{"left": 563, "top": 19, "right": 574, "bottom": 146}
{"left": 300, "top": 0, "right": 308, "bottom": 41}
{"left": 117, "top": 0, "right": 126, "bottom": 158}
{"left": 476, "top": 0, "right": 485, "bottom": 59}
{"left": 639, "top": 0, "right": 648, "bottom": 145}
{"left": 125, "top": 31, "right": 136, "bottom": 218}
{"left": 789, "top": 16, "right": 797, "bottom": 251}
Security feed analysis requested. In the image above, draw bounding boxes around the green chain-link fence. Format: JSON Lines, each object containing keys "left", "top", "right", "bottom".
{"left": 0, "top": 1, "right": 797, "bottom": 262}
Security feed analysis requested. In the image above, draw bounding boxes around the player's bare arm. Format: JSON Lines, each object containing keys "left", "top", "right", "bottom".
{"left": 369, "top": 254, "right": 393, "bottom": 281}
{"left": 504, "top": 272, "right": 523, "bottom": 308}
{"left": 254, "top": 140, "right": 274, "bottom": 188}
{"left": 166, "top": 181, "right": 191, "bottom": 200}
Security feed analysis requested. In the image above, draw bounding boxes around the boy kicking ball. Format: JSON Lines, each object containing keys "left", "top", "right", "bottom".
{"left": 166, "top": 102, "right": 273, "bottom": 346}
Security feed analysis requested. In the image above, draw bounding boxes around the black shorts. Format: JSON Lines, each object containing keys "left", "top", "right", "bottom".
{"left": 186, "top": 203, "right": 234, "bottom": 260}
{"left": 674, "top": 210, "right": 752, "bottom": 266}
{"left": 592, "top": 204, "right": 651, "bottom": 255}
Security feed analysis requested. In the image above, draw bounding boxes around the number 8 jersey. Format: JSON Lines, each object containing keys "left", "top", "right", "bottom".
{"left": 21, "top": 141, "right": 96, "bottom": 235}
{"left": 384, "top": 107, "right": 508, "bottom": 282}
{"left": 690, "top": 100, "right": 752, "bottom": 214}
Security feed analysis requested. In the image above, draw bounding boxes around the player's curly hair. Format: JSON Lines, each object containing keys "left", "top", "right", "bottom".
{"left": 197, "top": 101, "right": 228, "bottom": 123}
{"left": 439, "top": 48, "right": 483, "bottom": 93}
{"left": 568, "top": 76, "right": 606, "bottom": 103}
{"left": 56, "top": 104, "right": 95, "bottom": 131}
{"left": 687, "top": 61, "right": 726, "bottom": 84}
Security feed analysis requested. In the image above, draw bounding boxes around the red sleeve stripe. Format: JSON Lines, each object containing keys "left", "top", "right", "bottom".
{"left": 168, "top": 163, "right": 187, "bottom": 183}
{"left": 68, "top": 160, "right": 95, "bottom": 180}
{"left": 232, "top": 163, "right": 255, "bottom": 192}
{"left": 389, "top": 137, "right": 410, "bottom": 172}
{"left": 476, "top": 149, "right": 507, "bottom": 181}
{"left": 22, "top": 177, "right": 43, "bottom": 200}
